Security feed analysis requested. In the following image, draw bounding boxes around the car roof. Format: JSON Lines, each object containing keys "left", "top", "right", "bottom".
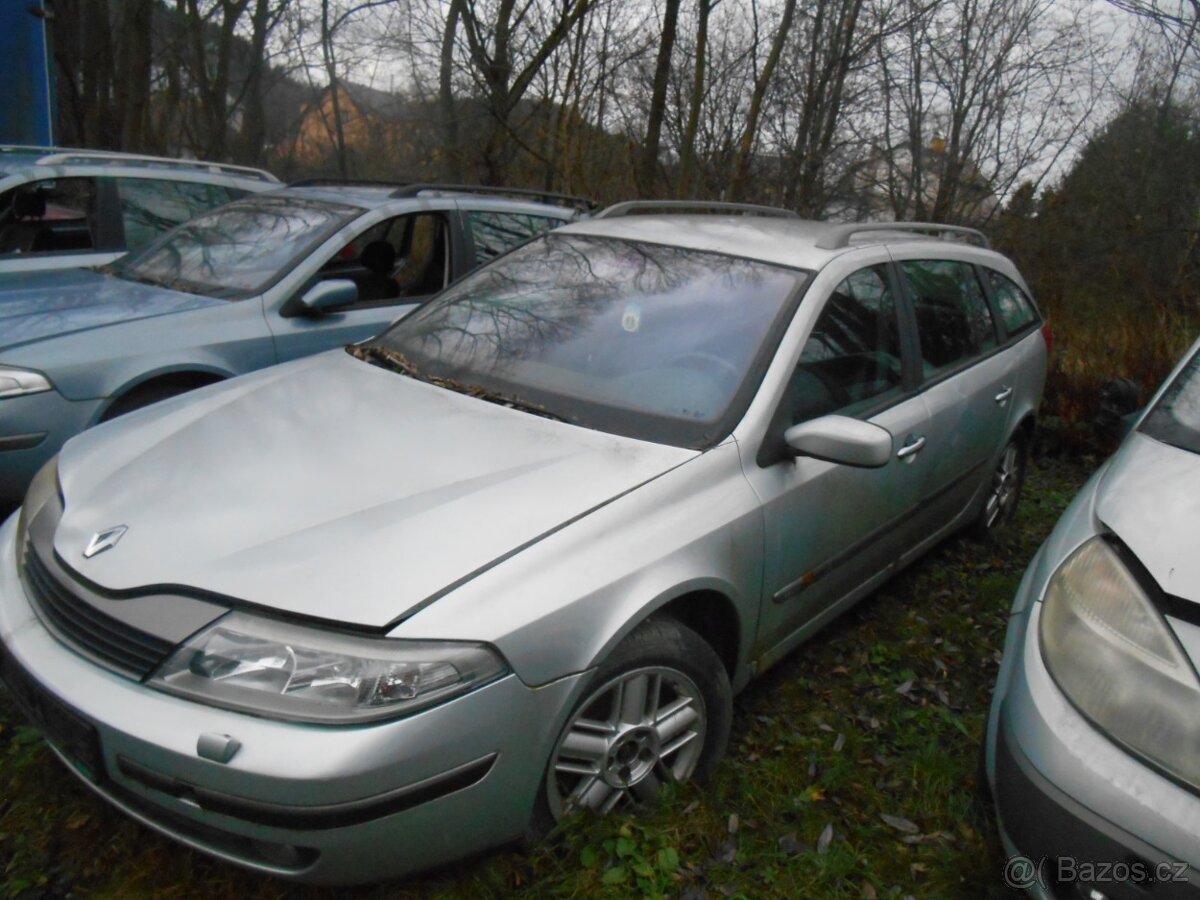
{"left": 561, "top": 213, "right": 1014, "bottom": 274}
{"left": 0, "top": 145, "right": 278, "bottom": 187}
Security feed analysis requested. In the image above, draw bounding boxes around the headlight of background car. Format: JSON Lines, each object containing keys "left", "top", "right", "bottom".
{"left": 151, "top": 611, "right": 509, "bottom": 724}
{"left": 0, "top": 365, "right": 52, "bottom": 399}
{"left": 1040, "top": 535, "right": 1200, "bottom": 789}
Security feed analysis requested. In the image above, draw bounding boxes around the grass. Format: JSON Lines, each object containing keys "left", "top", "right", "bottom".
{"left": 0, "top": 452, "right": 1093, "bottom": 899}
{"left": 1036, "top": 291, "right": 1198, "bottom": 451}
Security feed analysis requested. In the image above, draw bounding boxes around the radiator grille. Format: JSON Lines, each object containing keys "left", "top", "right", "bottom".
{"left": 20, "top": 544, "right": 174, "bottom": 679}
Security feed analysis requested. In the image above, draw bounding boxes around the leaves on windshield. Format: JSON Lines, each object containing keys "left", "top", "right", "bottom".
{"left": 346, "top": 344, "right": 571, "bottom": 423}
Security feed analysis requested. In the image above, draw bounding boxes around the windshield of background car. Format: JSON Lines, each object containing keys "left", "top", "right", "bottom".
{"left": 1141, "top": 346, "right": 1200, "bottom": 454}
{"left": 369, "top": 233, "right": 808, "bottom": 448}
{"left": 113, "top": 195, "right": 361, "bottom": 299}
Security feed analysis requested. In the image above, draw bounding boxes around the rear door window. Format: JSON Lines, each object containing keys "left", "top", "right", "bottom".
{"left": 899, "top": 259, "right": 997, "bottom": 377}
{"left": 465, "top": 211, "right": 561, "bottom": 263}
{"left": 117, "top": 178, "right": 242, "bottom": 254}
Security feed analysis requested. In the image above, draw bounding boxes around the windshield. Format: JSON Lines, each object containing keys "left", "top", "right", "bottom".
{"left": 366, "top": 233, "right": 808, "bottom": 447}
{"left": 113, "top": 195, "right": 360, "bottom": 298}
{"left": 1141, "top": 346, "right": 1200, "bottom": 455}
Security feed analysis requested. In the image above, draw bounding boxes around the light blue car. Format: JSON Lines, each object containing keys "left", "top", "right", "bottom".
{"left": 0, "top": 184, "right": 584, "bottom": 503}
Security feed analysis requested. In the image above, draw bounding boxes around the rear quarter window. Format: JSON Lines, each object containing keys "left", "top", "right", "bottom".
{"left": 985, "top": 269, "right": 1041, "bottom": 337}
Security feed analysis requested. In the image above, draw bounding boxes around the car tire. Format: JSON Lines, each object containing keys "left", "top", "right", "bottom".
{"left": 531, "top": 617, "right": 732, "bottom": 835}
{"left": 972, "top": 436, "right": 1027, "bottom": 539}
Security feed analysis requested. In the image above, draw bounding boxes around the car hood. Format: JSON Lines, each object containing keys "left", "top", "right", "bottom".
{"left": 54, "top": 351, "right": 696, "bottom": 628}
{"left": 0, "top": 268, "right": 220, "bottom": 351}
{"left": 1096, "top": 431, "right": 1200, "bottom": 604}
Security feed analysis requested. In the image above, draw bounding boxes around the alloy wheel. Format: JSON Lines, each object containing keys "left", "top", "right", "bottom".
{"left": 984, "top": 442, "right": 1021, "bottom": 530}
{"left": 546, "top": 666, "right": 707, "bottom": 818}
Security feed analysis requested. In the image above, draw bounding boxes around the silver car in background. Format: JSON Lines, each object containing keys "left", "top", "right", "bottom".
{"left": 986, "top": 337, "right": 1200, "bottom": 899}
{"left": 0, "top": 204, "right": 1046, "bottom": 883}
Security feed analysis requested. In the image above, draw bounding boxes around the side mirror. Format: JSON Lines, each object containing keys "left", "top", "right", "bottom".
{"left": 299, "top": 279, "right": 358, "bottom": 314}
{"left": 784, "top": 415, "right": 893, "bottom": 468}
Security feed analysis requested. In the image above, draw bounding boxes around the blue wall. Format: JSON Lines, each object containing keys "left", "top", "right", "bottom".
{"left": 0, "top": 1, "right": 55, "bottom": 146}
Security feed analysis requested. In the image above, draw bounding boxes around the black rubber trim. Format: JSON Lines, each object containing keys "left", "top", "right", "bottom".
{"left": 0, "top": 637, "right": 103, "bottom": 781}
{"left": 116, "top": 753, "right": 497, "bottom": 830}
{"left": 995, "top": 710, "right": 1200, "bottom": 899}
{"left": 99, "top": 777, "right": 319, "bottom": 871}
{"left": 0, "top": 432, "right": 47, "bottom": 452}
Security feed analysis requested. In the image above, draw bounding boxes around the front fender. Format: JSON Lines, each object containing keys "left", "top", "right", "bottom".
{"left": 391, "top": 441, "right": 765, "bottom": 688}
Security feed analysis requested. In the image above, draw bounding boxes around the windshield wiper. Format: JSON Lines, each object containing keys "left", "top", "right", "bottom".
{"left": 347, "top": 344, "right": 572, "bottom": 424}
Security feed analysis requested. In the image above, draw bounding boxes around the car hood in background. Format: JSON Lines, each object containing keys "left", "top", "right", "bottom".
{"left": 1096, "top": 431, "right": 1200, "bottom": 605}
{"left": 0, "top": 268, "right": 221, "bottom": 351}
{"left": 54, "top": 352, "right": 696, "bottom": 628}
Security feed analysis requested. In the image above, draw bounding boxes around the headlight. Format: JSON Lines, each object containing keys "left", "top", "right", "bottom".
{"left": 0, "top": 365, "right": 52, "bottom": 399}
{"left": 15, "top": 456, "right": 59, "bottom": 550}
{"left": 151, "top": 611, "right": 509, "bottom": 724}
{"left": 1040, "top": 536, "right": 1200, "bottom": 788}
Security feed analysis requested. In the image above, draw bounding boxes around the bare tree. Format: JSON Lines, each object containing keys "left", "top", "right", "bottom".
{"left": 451, "top": 0, "right": 595, "bottom": 184}
{"left": 728, "top": 0, "right": 799, "bottom": 199}
{"left": 637, "top": 0, "right": 683, "bottom": 195}
{"left": 1110, "top": 1, "right": 1200, "bottom": 107}
{"left": 871, "top": 0, "right": 1110, "bottom": 225}
{"left": 767, "top": 0, "right": 900, "bottom": 215}
{"left": 677, "top": 0, "right": 719, "bottom": 198}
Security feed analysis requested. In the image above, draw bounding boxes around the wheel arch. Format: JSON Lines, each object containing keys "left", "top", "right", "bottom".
{"left": 585, "top": 584, "right": 744, "bottom": 686}
{"left": 1013, "top": 410, "right": 1037, "bottom": 447}
{"left": 652, "top": 589, "right": 741, "bottom": 682}
{"left": 97, "top": 366, "right": 231, "bottom": 423}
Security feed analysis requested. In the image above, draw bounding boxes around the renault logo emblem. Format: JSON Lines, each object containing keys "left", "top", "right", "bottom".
{"left": 83, "top": 526, "right": 128, "bottom": 559}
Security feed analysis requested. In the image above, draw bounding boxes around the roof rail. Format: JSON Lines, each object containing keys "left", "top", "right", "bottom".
{"left": 1, "top": 144, "right": 76, "bottom": 154}
{"left": 31, "top": 149, "right": 278, "bottom": 182}
{"left": 290, "top": 178, "right": 412, "bottom": 190}
{"left": 594, "top": 200, "right": 800, "bottom": 219}
{"left": 389, "top": 183, "right": 596, "bottom": 210}
{"left": 815, "top": 221, "right": 989, "bottom": 250}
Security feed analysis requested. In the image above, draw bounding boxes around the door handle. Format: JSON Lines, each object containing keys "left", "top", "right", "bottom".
{"left": 897, "top": 435, "right": 926, "bottom": 460}
{"left": 994, "top": 386, "right": 1014, "bottom": 405}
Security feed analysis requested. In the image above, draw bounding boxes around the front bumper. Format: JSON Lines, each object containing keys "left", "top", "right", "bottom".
{"left": 994, "top": 711, "right": 1200, "bottom": 899}
{"left": 0, "top": 513, "right": 585, "bottom": 884}
{"left": 987, "top": 549, "right": 1200, "bottom": 899}
{"left": 0, "top": 389, "right": 100, "bottom": 506}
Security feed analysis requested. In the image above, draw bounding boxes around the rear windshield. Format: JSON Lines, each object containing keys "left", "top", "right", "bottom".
{"left": 1141, "top": 347, "right": 1200, "bottom": 455}
{"left": 113, "top": 195, "right": 360, "bottom": 299}
{"left": 367, "top": 233, "right": 809, "bottom": 448}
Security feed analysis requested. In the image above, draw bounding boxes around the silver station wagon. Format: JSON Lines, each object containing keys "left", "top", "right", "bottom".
{"left": 0, "top": 203, "right": 1047, "bottom": 883}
